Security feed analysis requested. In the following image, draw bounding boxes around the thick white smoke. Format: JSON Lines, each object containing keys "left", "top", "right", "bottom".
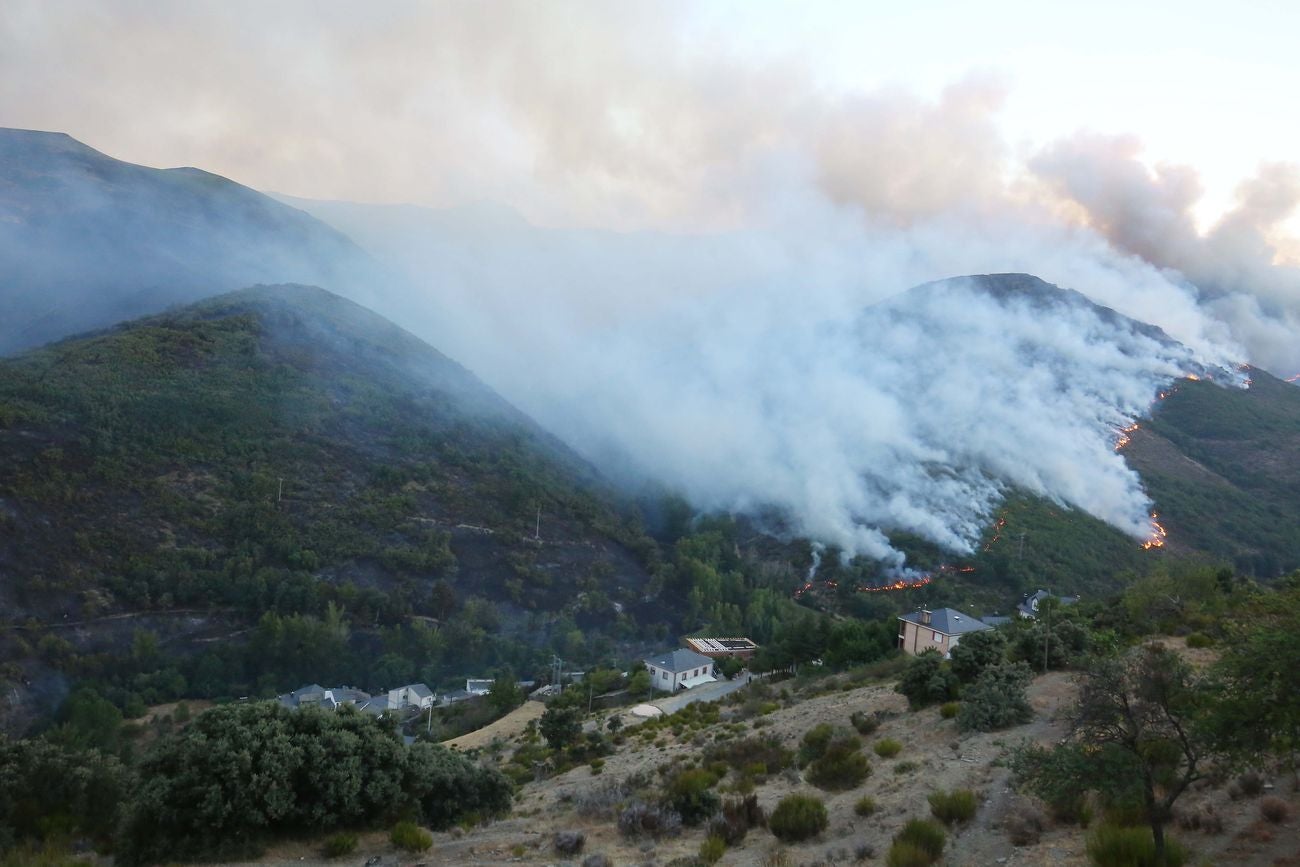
{"left": 295, "top": 189, "right": 1243, "bottom": 567}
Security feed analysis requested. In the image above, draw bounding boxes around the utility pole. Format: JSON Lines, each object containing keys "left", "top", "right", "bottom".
{"left": 1017, "top": 532, "right": 1026, "bottom": 560}
{"left": 1042, "top": 603, "right": 1051, "bottom": 675}
{"left": 535, "top": 506, "right": 542, "bottom": 541}
{"left": 277, "top": 477, "right": 284, "bottom": 504}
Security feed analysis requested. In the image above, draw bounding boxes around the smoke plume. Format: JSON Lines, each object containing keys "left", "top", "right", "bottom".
{"left": 3, "top": 1, "right": 1297, "bottom": 564}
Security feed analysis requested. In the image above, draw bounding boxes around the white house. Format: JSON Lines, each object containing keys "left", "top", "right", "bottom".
{"left": 386, "top": 683, "right": 436, "bottom": 710}
{"left": 644, "top": 648, "right": 716, "bottom": 692}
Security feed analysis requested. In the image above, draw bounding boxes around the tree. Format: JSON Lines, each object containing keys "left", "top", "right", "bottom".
{"left": 1012, "top": 645, "right": 1216, "bottom": 865}
{"left": 895, "top": 650, "right": 959, "bottom": 709}
{"left": 956, "top": 663, "right": 1033, "bottom": 732}
{"left": 948, "top": 629, "right": 1006, "bottom": 683}
{"left": 539, "top": 705, "right": 582, "bottom": 750}
{"left": 1209, "top": 587, "right": 1300, "bottom": 780}
{"left": 487, "top": 673, "right": 524, "bottom": 716}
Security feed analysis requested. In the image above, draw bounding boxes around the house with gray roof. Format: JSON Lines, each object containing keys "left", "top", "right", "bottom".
{"left": 644, "top": 648, "right": 716, "bottom": 692}
{"left": 897, "top": 608, "right": 992, "bottom": 658}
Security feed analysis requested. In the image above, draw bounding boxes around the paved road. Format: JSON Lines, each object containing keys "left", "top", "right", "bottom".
{"left": 649, "top": 674, "right": 749, "bottom": 715}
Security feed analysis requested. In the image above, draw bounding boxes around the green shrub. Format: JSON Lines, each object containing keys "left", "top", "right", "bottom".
{"left": 322, "top": 832, "right": 358, "bottom": 858}
{"left": 956, "top": 663, "right": 1034, "bottom": 732}
{"left": 896, "top": 651, "right": 959, "bottom": 709}
{"left": 886, "top": 841, "right": 935, "bottom": 867}
{"left": 806, "top": 742, "right": 871, "bottom": 790}
{"left": 1184, "top": 632, "right": 1214, "bottom": 649}
{"left": 769, "top": 793, "right": 829, "bottom": 842}
{"left": 874, "top": 738, "right": 903, "bottom": 758}
{"left": 854, "top": 795, "right": 877, "bottom": 817}
{"left": 700, "top": 835, "right": 727, "bottom": 864}
{"left": 390, "top": 821, "right": 433, "bottom": 852}
{"left": 927, "top": 789, "right": 978, "bottom": 825}
{"left": 1085, "top": 825, "right": 1187, "bottom": 867}
{"left": 590, "top": 758, "right": 605, "bottom": 775}
{"left": 893, "top": 760, "right": 919, "bottom": 774}
{"left": 895, "top": 819, "right": 945, "bottom": 860}
{"left": 798, "top": 723, "right": 839, "bottom": 765}
{"left": 665, "top": 768, "right": 721, "bottom": 826}
{"left": 949, "top": 629, "right": 1008, "bottom": 683}
{"left": 707, "top": 794, "right": 766, "bottom": 845}
{"left": 851, "top": 710, "right": 881, "bottom": 734}
{"left": 939, "top": 702, "right": 959, "bottom": 719}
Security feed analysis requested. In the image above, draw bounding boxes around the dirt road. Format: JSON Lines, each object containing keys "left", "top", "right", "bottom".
{"left": 441, "top": 700, "right": 544, "bottom": 751}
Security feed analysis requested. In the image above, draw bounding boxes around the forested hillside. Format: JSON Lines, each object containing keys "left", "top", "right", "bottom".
{"left": 0, "top": 285, "right": 662, "bottom": 728}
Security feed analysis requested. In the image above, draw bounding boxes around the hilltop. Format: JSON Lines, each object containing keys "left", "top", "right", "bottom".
{"left": 0, "top": 285, "right": 659, "bottom": 729}
{"left": 0, "top": 128, "right": 389, "bottom": 354}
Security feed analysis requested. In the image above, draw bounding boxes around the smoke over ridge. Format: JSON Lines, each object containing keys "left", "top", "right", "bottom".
{"left": 3, "top": 2, "right": 1297, "bottom": 564}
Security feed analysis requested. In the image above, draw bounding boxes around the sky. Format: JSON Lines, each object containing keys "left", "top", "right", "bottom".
{"left": 3, "top": 0, "right": 1299, "bottom": 236}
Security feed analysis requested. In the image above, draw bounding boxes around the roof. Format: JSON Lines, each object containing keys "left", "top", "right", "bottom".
{"left": 406, "top": 683, "right": 434, "bottom": 698}
{"left": 685, "top": 637, "right": 758, "bottom": 654}
{"left": 644, "top": 648, "right": 714, "bottom": 673}
{"left": 981, "top": 615, "right": 1012, "bottom": 627}
{"left": 898, "top": 608, "right": 992, "bottom": 636}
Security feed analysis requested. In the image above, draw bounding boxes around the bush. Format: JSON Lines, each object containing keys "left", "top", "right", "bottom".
{"left": 707, "top": 795, "right": 766, "bottom": 845}
{"left": 769, "top": 794, "right": 829, "bottom": 842}
{"left": 582, "top": 856, "right": 612, "bottom": 867}
{"left": 554, "top": 830, "right": 586, "bottom": 855}
{"left": 927, "top": 789, "right": 978, "bottom": 825}
{"left": 855, "top": 795, "right": 877, "bottom": 817}
{"left": 798, "top": 723, "right": 845, "bottom": 765}
{"left": 886, "top": 841, "right": 935, "bottom": 867}
{"left": 806, "top": 742, "right": 872, "bottom": 790}
{"left": 618, "top": 801, "right": 683, "bottom": 838}
{"left": 665, "top": 768, "right": 721, "bottom": 825}
{"left": 1085, "top": 825, "right": 1187, "bottom": 867}
{"left": 1184, "top": 632, "right": 1214, "bottom": 648}
{"left": 851, "top": 710, "right": 881, "bottom": 734}
{"left": 956, "top": 663, "right": 1033, "bottom": 732}
{"left": 949, "top": 629, "right": 1008, "bottom": 683}
{"left": 1237, "top": 771, "right": 1264, "bottom": 797}
{"left": 1260, "top": 796, "right": 1291, "bottom": 824}
{"left": 704, "top": 735, "right": 794, "bottom": 774}
{"left": 1176, "top": 803, "right": 1223, "bottom": 834}
{"left": 874, "top": 738, "right": 903, "bottom": 758}
{"left": 895, "top": 819, "right": 945, "bottom": 861}
{"left": 939, "top": 702, "right": 959, "bottom": 719}
{"left": 896, "top": 651, "right": 959, "bottom": 709}
{"left": 1005, "top": 810, "right": 1044, "bottom": 845}
{"left": 390, "top": 821, "right": 432, "bottom": 852}
{"left": 322, "top": 832, "right": 357, "bottom": 857}
{"left": 700, "top": 835, "right": 727, "bottom": 864}
{"left": 893, "top": 760, "right": 919, "bottom": 774}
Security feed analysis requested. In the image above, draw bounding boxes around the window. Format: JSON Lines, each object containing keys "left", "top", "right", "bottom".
{"left": 933, "top": 630, "right": 941, "bottom": 642}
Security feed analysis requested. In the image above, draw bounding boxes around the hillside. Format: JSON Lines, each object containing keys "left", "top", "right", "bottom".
{"left": 0, "top": 285, "right": 658, "bottom": 730}
{"left": 0, "top": 128, "right": 390, "bottom": 354}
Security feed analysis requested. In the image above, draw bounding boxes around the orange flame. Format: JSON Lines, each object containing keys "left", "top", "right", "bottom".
{"left": 1141, "top": 512, "right": 1167, "bottom": 550}
{"left": 1114, "top": 421, "right": 1140, "bottom": 451}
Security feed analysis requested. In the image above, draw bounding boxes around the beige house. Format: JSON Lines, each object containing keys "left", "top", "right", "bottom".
{"left": 898, "top": 608, "right": 992, "bottom": 658}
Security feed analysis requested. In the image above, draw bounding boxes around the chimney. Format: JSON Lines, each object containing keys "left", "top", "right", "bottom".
{"left": 920, "top": 609, "right": 932, "bottom": 626}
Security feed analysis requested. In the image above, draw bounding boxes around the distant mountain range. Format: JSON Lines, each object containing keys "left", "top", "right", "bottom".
{"left": 0, "top": 128, "right": 390, "bottom": 354}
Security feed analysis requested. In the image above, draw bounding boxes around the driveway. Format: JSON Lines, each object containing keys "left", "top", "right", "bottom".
{"left": 649, "top": 674, "right": 749, "bottom": 715}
